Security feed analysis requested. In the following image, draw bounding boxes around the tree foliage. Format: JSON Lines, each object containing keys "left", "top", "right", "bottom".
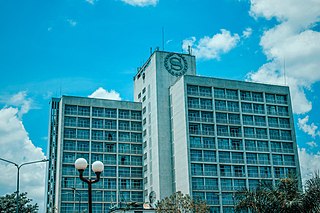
{"left": 156, "top": 191, "right": 209, "bottom": 213}
{"left": 235, "top": 173, "right": 320, "bottom": 213}
{"left": 0, "top": 192, "right": 38, "bottom": 213}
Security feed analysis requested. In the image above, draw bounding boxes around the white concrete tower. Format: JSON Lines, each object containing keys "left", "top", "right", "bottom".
{"left": 133, "top": 51, "right": 196, "bottom": 201}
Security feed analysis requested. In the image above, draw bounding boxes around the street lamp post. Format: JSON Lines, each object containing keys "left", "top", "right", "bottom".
{"left": 0, "top": 157, "right": 49, "bottom": 213}
{"left": 74, "top": 158, "right": 104, "bottom": 213}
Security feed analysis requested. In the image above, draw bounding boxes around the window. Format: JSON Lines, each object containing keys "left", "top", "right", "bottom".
{"left": 227, "top": 101, "right": 239, "bottom": 112}
{"left": 219, "top": 152, "right": 230, "bottom": 163}
{"left": 217, "top": 125, "right": 228, "bottom": 136}
{"left": 268, "top": 117, "right": 278, "bottom": 127}
{"left": 221, "top": 179, "right": 232, "bottom": 190}
{"left": 266, "top": 93, "right": 276, "bottom": 103}
{"left": 215, "top": 100, "right": 226, "bottom": 111}
{"left": 214, "top": 88, "right": 225, "bottom": 98}
{"left": 278, "top": 106, "right": 289, "bottom": 116}
{"left": 252, "top": 92, "right": 263, "bottom": 102}
{"left": 243, "top": 115, "right": 254, "bottom": 125}
{"left": 218, "top": 138, "right": 229, "bottom": 149}
{"left": 246, "top": 153, "right": 257, "bottom": 164}
{"left": 247, "top": 166, "right": 258, "bottom": 177}
{"left": 271, "top": 142, "right": 282, "bottom": 152}
{"left": 203, "top": 151, "right": 215, "bottom": 162}
{"left": 203, "top": 137, "right": 215, "bottom": 149}
{"left": 241, "top": 102, "right": 252, "bottom": 113}
{"left": 92, "top": 119, "right": 103, "bottom": 129}
{"left": 253, "top": 104, "right": 265, "bottom": 114}
{"left": 92, "top": 107, "right": 104, "bottom": 117}
{"left": 245, "top": 140, "right": 256, "bottom": 151}
{"left": 199, "top": 86, "right": 212, "bottom": 97}
{"left": 216, "top": 113, "right": 227, "bottom": 123}
{"left": 234, "top": 179, "right": 246, "bottom": 190}
{"left": 77, "top": 129, "right": 89, "bottom": 139}
{"left": 255, "top": 116, "right": 266, "bottom": 126}
{"left": 269, "top": 129, "right": 280, "bottom": 140}
{"left": 279, "top": 118, "right": 290, "bottom": 128}
{"left": 105, "top": 120, "right": 116, "bottom": 129}
{"left": 220, "top": 165, "right": 232, "bottom": 176}
{"left": 190, "top": 136, "right": 201, "bottom": 148}
{"left": 119, "top": 110, "right": 130, "bottom": 119}
{"left": 267, "top": 105, "right": 277, "bottom": 115}
{"left": 119, "top": 121, "right": 130, "bottom": 130}
{"left": 64, "top": 128, "right": 76, "bottom": 138}
{"left": 226, "top": 89, "right": 238, "bottom": 100}
{"left": 192, "top": 177, "right": 204, "bottom": 190}
{"left": 65, "top": 105, "right": 77, "bottom": 115}
{"left": 228, "top": 113, "right": 240, "bottom": 124}
{"left": 202, "top": 124, "right": 214, "bottom": 135}
{"left": 230, "top": 127, "right": 241, "bottom": 137}
{"left": 187, "top": 85, "right": 198, "bottom": 95}
{"left": 260, "top": 166, "right": 271, "bottom": 178}
{"left": 200, "top": 98, "right": 212, "bottom": 109}
{"left": 233, "top": 166, "right": 245, "bottom": 177}
{"left": 188, "top": 97, "right": 199, "bottom": 108}
{"left": 78, "top": 106, "right": 90, "bottom": 116}
{"left": 190, "top": 150, "right": 202, "bottom": 161}
{"left": 232, "top": 153, "right": 244, "bottom": 164}
{"left": 258, "top": 153, "right": 270, "bottom": 164}
{"left": 276, "top": 94, "right": 287, "bottom": 104}
{"left": 240, "top": 91, "right": 251, "bottom": 101}
{"left": 231, "top": 140, "right": 242, "bottom": 150}
{"left": 205, "top": 178, "right": 218, "bottom": 190}
{"left": 257, "top": 141, "right": 268, "bottom": 151}
{"left": 201, "top": 111, "right": 213, "bottom": 122}
{"left": 256, "top": 128, "right": 267, "bottom": 139}
{"left": 204, "top": 164, "right": 217, "bottom": 176}
{"left": 64, "top": 117, "right": 76, "bottom": 127}
{"left": 105, "top": 109, "right": 117, "bottom": 118}
{"left": 244, "top": 127, "right": 255, "bottom": 138}
{"left": 188, "top": 110, "right": 200, "bottom": 122}
{"left": 92, "top": 130, "right": 103, "bottom": 140}
{"left": 191, "top": 163, "right": 203, "bottom": 175}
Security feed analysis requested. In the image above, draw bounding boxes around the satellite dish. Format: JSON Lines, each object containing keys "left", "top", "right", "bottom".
{"left": 149, "top": 191, "right": 156, "bottom": 204}
{"left": 143, "top": 203, "right": 151, "bottom": 209}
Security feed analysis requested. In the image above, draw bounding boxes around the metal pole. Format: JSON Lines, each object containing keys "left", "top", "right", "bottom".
{"left": 16, "top": 167, "right": 20, "bottom": 213}
{"left": 0, "top": 158, "right": 48, "bottom": 213}
{"left": 88, "top": 182, "right": 92, "bottom": 213}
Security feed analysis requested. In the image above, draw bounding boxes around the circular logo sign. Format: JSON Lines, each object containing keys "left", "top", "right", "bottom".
{"left": 164, "top": 53, "right": 188, "bottom": 76}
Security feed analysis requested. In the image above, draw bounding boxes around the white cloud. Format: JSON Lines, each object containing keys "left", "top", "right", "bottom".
{"left": 306, "top": 141, "right": 318, "bottom": 148}
{"left": 67, "top": 19, "right": 77, "bottom": 27}
{"left": 121, "top": 0, "right": 158, "bottom": 7}
{"left": 86, "top": 0, "right": 96, "bottom": 4}
{"left": 242, "top": 27, "right": 253, "bottom": 38}
{"left": 182, "top": 29, "right": 240, "bottom": 60}
{"left": 298, "top": 115, "right": 320, "bottom": 138}
{"left": 2, "top": 91, "right": 33, "bottom": 118}
{"left": 298, "top": 148, "right": 320, "bottom": 185}
{"left": 88, "top": 87, "right": 122, "bottom": 100}
{"left": 247, "top": 0, "right": 320, "bottom": 114}
{"left": 0, "top": 92, "right": 46, "bottom": 212}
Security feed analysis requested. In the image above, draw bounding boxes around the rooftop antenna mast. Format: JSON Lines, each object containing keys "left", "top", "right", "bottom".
{"left": 283, "top": 57, "right": 287, "bottom": 86}
{"left": 162, "top": 27, "right": 165, "bottom": 51}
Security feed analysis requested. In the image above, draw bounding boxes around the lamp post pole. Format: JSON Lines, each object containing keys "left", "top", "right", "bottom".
{"left": 75, "top": 158, "right": 104, "bottom": 213}
{"left": 0, "top": 157, "right": 49, "bottom": 213}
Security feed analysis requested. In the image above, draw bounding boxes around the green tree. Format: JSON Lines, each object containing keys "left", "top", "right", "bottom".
{"left": 156, "top": 191, "right": 209, "bottom": 213}
{"left": 0, "top": 192, "right": 38, "bottom": 213}
{"left": 235, "top": 173, "right": 320, "bottom": 213}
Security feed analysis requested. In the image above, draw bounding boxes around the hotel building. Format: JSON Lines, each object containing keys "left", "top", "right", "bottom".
{"left": 46, "top": 50, "right": 300, "bottom": 213}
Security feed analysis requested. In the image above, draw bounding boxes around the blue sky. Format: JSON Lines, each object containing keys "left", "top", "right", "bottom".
{"left": 0, "top": 0, "right": 319, "bottom": 210}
